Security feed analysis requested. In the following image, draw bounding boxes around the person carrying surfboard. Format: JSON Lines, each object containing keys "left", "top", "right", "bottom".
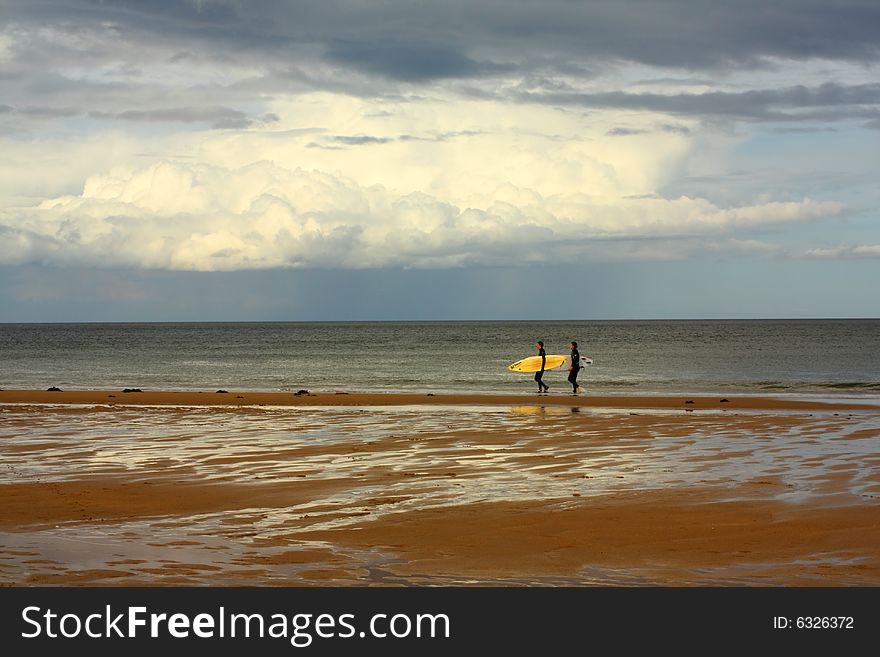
{"left": 568, "top": 341, "right": 582, "bottom": 394}
{"left": 534, "top": 341, "right": 550, "bottom": 393}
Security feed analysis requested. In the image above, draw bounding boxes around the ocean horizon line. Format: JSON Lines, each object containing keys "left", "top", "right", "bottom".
{"left": 2, "top": 317, "right": 879, "bottom": 325}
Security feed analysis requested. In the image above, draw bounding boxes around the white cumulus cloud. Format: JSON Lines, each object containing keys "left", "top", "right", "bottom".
{"left": 0, "top": 160, "right": 844, "bottom": 271}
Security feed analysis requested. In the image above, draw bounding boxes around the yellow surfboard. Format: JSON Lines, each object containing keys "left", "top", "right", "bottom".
{"left": 507, "top": 354, "right": 568, "bottom": 373}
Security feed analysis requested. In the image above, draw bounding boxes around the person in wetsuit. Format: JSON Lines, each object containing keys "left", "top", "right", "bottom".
{"left": 534, "top": 341, "right": 550, "bottom": 393}
{"left": 568, "top": 340, "right": 582, "bottom": 394}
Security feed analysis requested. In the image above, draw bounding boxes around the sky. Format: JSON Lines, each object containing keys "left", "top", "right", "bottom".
{"left": 1, "top": 0, "right": 878, "bottom": 321}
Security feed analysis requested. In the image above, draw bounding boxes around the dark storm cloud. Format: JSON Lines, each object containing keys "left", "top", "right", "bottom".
{"left": 308, "top": 130, "right": 484, "bottom": 148}
{"left": 18, "top": 106, "right": 81, "bottom": 118}
{"left": 305, "top": 142, "right": 345, "bottom": 150}
{"left": 4, "top": 0, "right": 880, "bottom": 129}
{"left": 606, "top": 127, "right": 647, "bottom": 136}
{"left": 325, "top": 41, "right": 498, "bottom": 82}
{"left": 658, "top": 124, "right": 691, "bottom": 135}
{"left": 0, "top": 103, "right": 273, "bottom": 129}
{"left": 6, "top": 1, "right": 880, "bottom": 79}
{"left": 70, "top": 1, "right": 880, "bottom": 69}
{"left": 89, "top": 106, "right": 257, "bottom": 129}
{"left": 328, "top": 134, "right": 393, "bottom": 145}
{"left": 606, "top": 123, "right": 691, "bottom": 137}
{"left": 771, "top": 126, "right": 838, "bottom": 133}
{"left": 513, "top": 82, "right": 880, "bottom": 122}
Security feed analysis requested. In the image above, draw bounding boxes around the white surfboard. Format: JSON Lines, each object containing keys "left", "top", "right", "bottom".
{"left": 565, "top": 355, "right": 593, "bottom": 368}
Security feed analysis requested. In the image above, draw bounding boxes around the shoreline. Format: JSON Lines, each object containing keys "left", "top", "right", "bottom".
{"left": 0, "top": 388, "right": 877, "bottom": 411}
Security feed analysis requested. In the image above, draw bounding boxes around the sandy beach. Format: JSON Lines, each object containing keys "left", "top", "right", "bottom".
{"left": 1, "top": 390, "right": 878, "bottom": 585}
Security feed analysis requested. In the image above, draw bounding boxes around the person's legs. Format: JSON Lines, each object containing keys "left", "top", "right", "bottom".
{"left": 534, "top": 371, "right": 542, "bottom": 392}
{"left": 568, "top": 369, "right": 579, "bottom": 393}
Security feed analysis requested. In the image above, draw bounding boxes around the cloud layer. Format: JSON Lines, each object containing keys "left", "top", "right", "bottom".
{"left": 0, "top": 160, "right": 844, "bottom": 271}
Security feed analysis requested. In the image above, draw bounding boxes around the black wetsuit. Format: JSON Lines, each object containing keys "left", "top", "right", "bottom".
{"left": 534, "top": 348, "right": 549, "bottom": 392}
{"left": 568, "top": 348, "right": 580, "bottom": 393}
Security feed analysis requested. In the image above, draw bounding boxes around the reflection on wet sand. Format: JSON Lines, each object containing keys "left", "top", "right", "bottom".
{"left": 1, "top": 403, "right": 878, "bottom": 585}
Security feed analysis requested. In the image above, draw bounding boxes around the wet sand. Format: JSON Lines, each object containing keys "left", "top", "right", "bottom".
{"left": 1, "top": 394, "right": 878, "bottom": 585}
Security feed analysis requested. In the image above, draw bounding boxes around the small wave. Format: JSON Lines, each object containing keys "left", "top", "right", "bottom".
{"left": 821, "top": 382, "right": 880, "bottom": 391}
{"left": 757, "top": 382, "right": 792, "bottom": 390}
{"left": 757, "top": 381, "right": 880, "bottom": 392}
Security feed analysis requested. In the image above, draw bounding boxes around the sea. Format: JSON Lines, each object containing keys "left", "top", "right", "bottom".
{"left": 0, "top": 320, "right": 878, "bottom": 397}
